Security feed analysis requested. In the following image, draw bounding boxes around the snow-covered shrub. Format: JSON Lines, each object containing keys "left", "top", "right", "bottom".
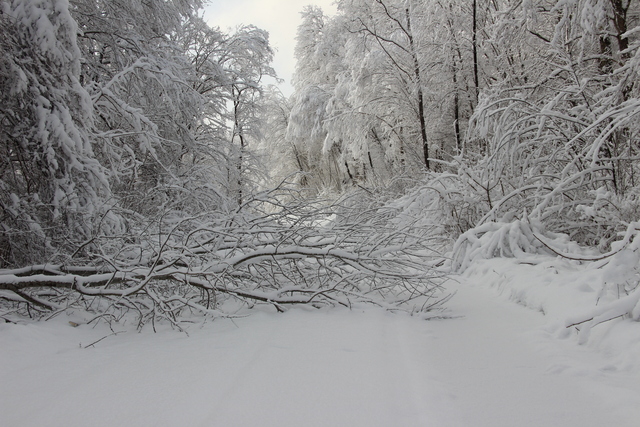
{"left": 444, "top": 216, "right": 589, "bottom": 272}
{"left": 451, "top": 219, "right": 562, "bottom": 272}
{"left": 564, "top": 222, "right": 640, "bottom": 343}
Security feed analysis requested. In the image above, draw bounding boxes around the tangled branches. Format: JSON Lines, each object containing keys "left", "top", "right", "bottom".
{"left": 0, "top": 190, "right": 447, "bottom": 327}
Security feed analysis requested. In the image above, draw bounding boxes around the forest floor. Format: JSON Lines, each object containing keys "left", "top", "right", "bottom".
{"left": 2, "top": 259, "right": 640, "bottom": 426}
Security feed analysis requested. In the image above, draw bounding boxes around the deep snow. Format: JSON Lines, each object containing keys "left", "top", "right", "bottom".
{"left": 2, "top": 262, "right": 640, "bottom": 427}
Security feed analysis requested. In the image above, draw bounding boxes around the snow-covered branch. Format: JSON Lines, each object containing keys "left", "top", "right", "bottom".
{"left": 0, "top": 191, "right": 446, "bottom": 326}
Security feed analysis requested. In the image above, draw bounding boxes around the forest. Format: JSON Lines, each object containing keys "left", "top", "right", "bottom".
{"left": 1, "top": 0, "right": 640, "bottom": 333}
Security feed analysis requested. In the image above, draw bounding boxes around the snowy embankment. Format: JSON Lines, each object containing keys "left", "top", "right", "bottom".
{"left": 463, "top": 256, "right": 640, "bottom": 372}
{"left": 452, "top": 219, "right": 640, "bottom": 372}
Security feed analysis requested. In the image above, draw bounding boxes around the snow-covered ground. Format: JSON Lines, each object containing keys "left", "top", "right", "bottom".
{"left": 2, "top": 258, "right": 640, "bottom": 427}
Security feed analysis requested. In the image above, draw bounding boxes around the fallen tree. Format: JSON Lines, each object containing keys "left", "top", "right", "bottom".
{"left": 0, "top": 188, "right": 447, "bottom": 328}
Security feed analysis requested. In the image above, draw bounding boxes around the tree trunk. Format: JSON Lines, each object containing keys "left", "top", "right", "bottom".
{"left": 452, "top": 55, "right": 462, "bottom": 154}
{"left": 472, "top": 0, "right": 480, "bottom": 103}
{"left": 232, "top": 86, "right": 246, "bottom": 206}
{"left": 406, "top": 7, "right": 430, "bottom": 170}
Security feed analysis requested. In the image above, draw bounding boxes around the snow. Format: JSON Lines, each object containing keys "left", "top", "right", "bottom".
{"left": 2, "top": 256, "right": 640, "bottom": 427}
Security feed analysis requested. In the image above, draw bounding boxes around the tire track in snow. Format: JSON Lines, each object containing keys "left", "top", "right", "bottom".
{"left": 386, "top": 312, "right": 460, "bottom": 426}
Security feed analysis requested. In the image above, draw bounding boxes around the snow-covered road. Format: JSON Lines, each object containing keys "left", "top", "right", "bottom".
{"left": 2, "top": 276, "right": 640, "bottom": 426}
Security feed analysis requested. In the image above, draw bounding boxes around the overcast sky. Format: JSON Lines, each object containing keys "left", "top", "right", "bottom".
{"left": 203, "top": 0, "right": 337, "bottom": 95}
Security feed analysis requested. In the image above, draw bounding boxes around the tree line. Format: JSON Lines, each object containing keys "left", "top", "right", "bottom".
{"left": 268, "top": 0, "right": 640, "bottom": 250}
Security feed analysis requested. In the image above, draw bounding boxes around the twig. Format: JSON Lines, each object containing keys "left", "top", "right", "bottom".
{"left": 84, "top": 331, "right": 125, "bottom": 348}
{"left": 566, "top": 313, "right": 626, "bottom": 330}
{"left": 532, "top": 232, "right": 622, "bottom": 262}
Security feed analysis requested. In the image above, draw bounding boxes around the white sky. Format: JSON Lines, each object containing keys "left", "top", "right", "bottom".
{"left": 203, "top": 0, "right": 337, "bottom": 96}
